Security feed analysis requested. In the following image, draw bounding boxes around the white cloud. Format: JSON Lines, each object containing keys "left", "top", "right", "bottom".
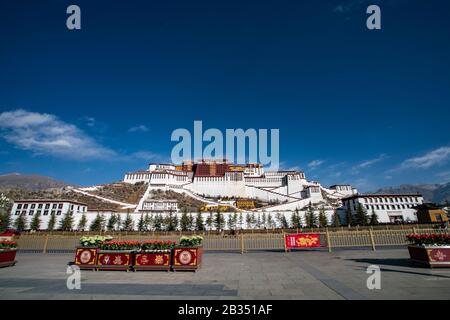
{"left": 399, "top": 147, "right": 450, "bottom": 170}
{"left": 128, "top": 125, "right": 149, "bottom": 133}
{"left": 0, "top": 109, "right": 117, "bottom": 160}
{"left": 308, "top": 160, "right": 325, "bottom": 169}
{"left": 351, "top": 154, "right": 387, "bottom": 174}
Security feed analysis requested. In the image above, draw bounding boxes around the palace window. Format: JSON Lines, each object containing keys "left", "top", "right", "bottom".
{"left": 43, "top": 210, "right": 49, "bottom": 216}
{"left": 17, "top": 204, "right": 22, "bottom": 209}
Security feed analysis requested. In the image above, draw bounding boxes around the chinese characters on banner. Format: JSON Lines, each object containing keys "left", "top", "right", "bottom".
{"left": 285, "top": 233, "right": 321, "bottom": 249}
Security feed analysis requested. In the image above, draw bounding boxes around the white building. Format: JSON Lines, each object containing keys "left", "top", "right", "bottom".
{"left": 140, "top": 199, "right": 179, "bottom": 213}
{"left": 11, "top": 199, "right": 87, "bottom": 218}
{"left": 341, "top": 193, "right": 424, "bottom": 223}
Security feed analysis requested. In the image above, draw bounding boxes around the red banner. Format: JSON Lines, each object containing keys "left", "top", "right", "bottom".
{"left": 285, "top": 233, "right": 321, "bottom": 249}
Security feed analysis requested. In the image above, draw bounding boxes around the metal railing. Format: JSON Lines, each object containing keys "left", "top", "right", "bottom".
{"left": 14, "top": 227, "right": 449, "bottom": 254}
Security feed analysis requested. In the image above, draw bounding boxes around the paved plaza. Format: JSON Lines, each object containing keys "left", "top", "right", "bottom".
{"left": 1, "top": 248, "right": 450, "bottom": 300}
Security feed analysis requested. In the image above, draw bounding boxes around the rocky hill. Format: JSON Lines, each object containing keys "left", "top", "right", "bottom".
{"left": 0, "top": 173, "right": 71, "bottom": 190}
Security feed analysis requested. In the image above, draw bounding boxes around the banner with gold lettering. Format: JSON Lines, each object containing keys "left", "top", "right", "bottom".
{"left": 285, "top": 233, "right": 320, "bottom": 249}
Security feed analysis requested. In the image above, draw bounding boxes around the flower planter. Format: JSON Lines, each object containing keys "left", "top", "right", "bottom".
{"left": 0, "top": 249, "right": 17, "bottom": 268}
{"left": 172, "top": 247, "right": 203, "bottom": 272}
{"left": 134, "top": 251, "right": 172, "bottom": 271}
{"left": 96, "top": 250, "right": 134, "bottom": 271}
{"left": 408, "top": 245, "right": 450, "bottom": 268}
{"left": 74, "top": 247, "right": 98, "bottom": 270}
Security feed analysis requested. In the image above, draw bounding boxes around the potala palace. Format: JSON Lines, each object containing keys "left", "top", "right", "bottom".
{"left": 123, "top": 160, "right": 357, "bottom": 212}
{"left": 8, "top": 160, "right": 426, "bottom": 230}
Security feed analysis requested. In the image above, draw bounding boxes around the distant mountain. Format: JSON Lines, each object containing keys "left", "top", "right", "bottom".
{"left": 0, "top": 173, "right": 71, "bottom": 190}
{"left": 373, "top": 183, "right": 450, "bottom": 204}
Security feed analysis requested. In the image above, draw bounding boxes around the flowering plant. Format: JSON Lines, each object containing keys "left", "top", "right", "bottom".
{"left": 99, "top": 241, "right": 141, "bottom": 251}
{"left": 0, "top": 229, "right": 20, "bottom": 236}
{"left": 179, "top": 235, "right": 203, "bottom": 247}
{"left": 406, "top": 234, "right": 450, "bottom": 246}
{"left": 141, "top": 240, "right": 175, "bottom": 252}
{"left": 79, "top": 235, "right": 113, "bottom": 247}
{"left": 0, "top": 240, "right": 17, "bottom": 250}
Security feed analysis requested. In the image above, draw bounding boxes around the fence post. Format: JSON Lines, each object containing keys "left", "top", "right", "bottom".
{"left": 42, "top": 234, "right": 49, "bottom": 254}
{"left": 240, "top": 233, "right": 245, "bottom": 254}
{"left": 413, "top": 227, "right": 417, "bottom": 235}
{"left": 326, "top": 228, "right": 332, "bottom": 253}
{"left": 283, "top": 232, "right": 288, "bottom": 253}
{"left": 369, "top": 229, "right": 376, "bottom": 251}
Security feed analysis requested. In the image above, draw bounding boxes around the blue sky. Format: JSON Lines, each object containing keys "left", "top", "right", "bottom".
{"left": 0, "top": 0, "right": 450, "bottom": 191}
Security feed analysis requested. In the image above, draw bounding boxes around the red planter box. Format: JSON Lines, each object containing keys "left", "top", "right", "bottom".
{"left": 408, "top": 245, "right": 450, "bottom": 268}
{"left": 0, "top": 249, "right": 17, "bottom": 268}
{"left": 74, "top": 247, "right": 98, "bottom": 270}
{"left": 172, "top": 247, "right": 203, "bottom": 271}
{"left": 97, "top": 251, "right": 133, "bottom": 271}
{"left": 134, "top": 252, "right": 171, "bottom": 271}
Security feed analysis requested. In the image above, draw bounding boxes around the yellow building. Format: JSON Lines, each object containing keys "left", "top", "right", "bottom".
{"left": 235, "top": 199, "right": 256, "bottom": 209}
{"left": 415, "top": 204, "right": 448, "bottom": 224}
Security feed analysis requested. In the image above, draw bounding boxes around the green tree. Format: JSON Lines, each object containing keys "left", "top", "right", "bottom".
{"left": 0, "top": 194, "right": 11, "bottom": 231}
{"left": 195, "top": 211, "right": 204, "bottom": 231}
{"left": 291, "top": 209, "right": 302, "bottom": 228}
{"left": 206, "top": 211, "right": 213, "bottom": 231}
{"left": 14, "top": 213, "right": 28, "bottom": 231}
{"left": 137, "top": 213, "right": 146, "bottom": 231}
{"left": 238, "top": 212, "right": 244, "bottom": 229}
{"left": 331, "top": 209, "right": 341, "bottom": 227}
{"left": 305, "top": 205, "right": 318, "bottom": 228}
{"left": 280, "top": 214, "right": 289, "bottom": 229}
{"left": 90, "top": 213, "right": 104, "bottom": 232}
{"left": 267, "top": 213, "right": 274, "bottom": 229}
{"left": 116, "top": 214, "right": 122, "bottom": 230}
{"left": 187, "top": 213, "right": 194, "bottom": 231}
{"left": 144, "top": 213, "right": 152, "bottom": 231}
{"left": 261, "top": 212, "right": 267, "bottom": 228}
{"left": 107, "top": 214, "right": 117, "bottom": 231}
{"left": 369, "top": 209, "right": 379, "bottom": 225}
{"left": 214, "top": 211, "right": 225, "bottom": 231}
{"left": 122, "top": 212, "right": 134, "bottom": 231}
{"left": 30, "top": 212, "right": 42, "bottom": 231}
{"left": 153, "top": 214, "right": 163, "bottom": 231}
{"left": 318, "top": 207, "right": 328, "bottom": 227}
{"left": 78, "top": 213, "right": 87, "bottom": 231}
{"left": 354, "top": 204, "right": 369, "bottom": 226}
{"left": 345, "top": 208, "right": 353, "bottom": 226}
{"left": 180, "top": 209, "right": 190, "bottom": 231}
{"left": 59, "top": 211, "right": 74, "bottom": 231}
{"left": 245, "top": 213, "right": 252, "bottom": 229}
{"left": 47, "top": 213, "right": 57, "bottom": 231}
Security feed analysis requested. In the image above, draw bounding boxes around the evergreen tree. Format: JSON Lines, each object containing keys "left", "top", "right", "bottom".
{"left": 14, "top": 213, "right": 28, "bottom": 231}
{"left": 0, "top": 194, "right": 11, "bottom": 231}
{"left": 256, "top": 213, "right": 261, "bottom": 229}
{"left": 116, "top": 214, "right": 122, "bottom": 230}
{"left": 267, "top": 213, "right": 274, "bottom": 229}
{"left": 47, "top": 212, "right": 57, "bottom": 231}
{"left": 291, "top": 209, "right": 302, "bottom": 228}
{"left": 180, "top": 210, "right": 190, "bottom": 231}
{"left": 305, "top": 205, "right": 318, "bottom": 228}
{"left": 369, "top": 209, "right": 379, "bottom": 226}
{"left": 280, "top": 214, "right": 289, "bottom": 229}
{"left": 89, "top": 213, "right": 103, "bottom": 232}
{"left": 345, "top": 208, "right": 353, "bottom": 226}
{"left": 331, "top": 209, "right": 341, "bottom": 227}
{"left": 30, "top": 212, "right": 42, "bottom": 231}
{"left": 144, "top": 213, "right": 152, "bottom": 231}
{"left": 123, "top": 212, "right": 134, "bottom": 231}
{"left": 238, "top": 212, "right": 244, "bottom": 229}
{"left": 153, "top": 214, "right": 163, "bottom": 231}
{"left": 245, "top": 213, "right": 252, "bottom": 229}
{"left": 195, "top": 211, "right": 204, "bottom": 231}
{"left": 187, "top": 213, "right": 194, "bottom": 231}
{"left": 78, "top": 213, "right": 87, "bottom": 231}
{"left": 59, "top": 211, "right": 74, "bottom": 231}
{"left": 261, "top": 212, "right": 267, "bottom": 228}
{"left": 318, "top": 207, "right": 328, "bottom": 227}
{"left": 227, "top": 214, "right": 234, "bottom": 230}
{"left": 206, "top": 211, "right": 213, "bottom": 231}
{"left": 354, "top": 204, "right": 369, "bottom": 226}
{"left": 231, "top": 212, "right": 238, "bottom": 230}
{"left": 214, "top": 211, "right": 225, "bottom": 231}
{"left": 137, "top": 213, "right": 146, "bottom": 231}
{"left": 107, "top": 214, "right": 117, "bottom": 231}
